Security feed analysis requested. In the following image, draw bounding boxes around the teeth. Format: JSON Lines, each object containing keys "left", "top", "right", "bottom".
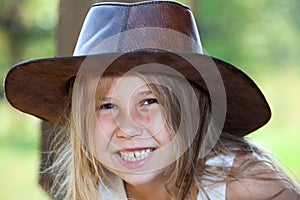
{"left": 119, "top": 148, "right": 153, "bottom": 162}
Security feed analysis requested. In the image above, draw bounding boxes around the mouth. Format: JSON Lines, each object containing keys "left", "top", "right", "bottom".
{"left": 118, "top": 148, "right": 155, "bottom": 162}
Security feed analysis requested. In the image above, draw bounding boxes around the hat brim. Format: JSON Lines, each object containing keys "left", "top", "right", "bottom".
{"left": 4, "top": 51, "right": 271, "bottom": 136}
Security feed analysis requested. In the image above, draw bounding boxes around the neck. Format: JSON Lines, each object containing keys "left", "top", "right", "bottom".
{"left": 125, "top": 174, "right": 175, "bottom": 200}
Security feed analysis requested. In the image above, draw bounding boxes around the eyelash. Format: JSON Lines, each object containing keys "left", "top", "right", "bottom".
{"left": 141, "top": 98, "right": 158, "bottom": 106}
{"left": 99, "top": 103, "right": 118, "bottom": 110}
{"left": 99, "top": 98, "right": 158, "bottom": 110}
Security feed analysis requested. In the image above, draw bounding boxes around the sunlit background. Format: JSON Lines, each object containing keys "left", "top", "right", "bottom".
{"left": 0, "top": 0, "right": 299, "bottom": 199}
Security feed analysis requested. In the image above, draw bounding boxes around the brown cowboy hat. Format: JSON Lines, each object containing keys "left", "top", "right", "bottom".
{"left": 4, "top": 1, "right": 271, "bottom": 136}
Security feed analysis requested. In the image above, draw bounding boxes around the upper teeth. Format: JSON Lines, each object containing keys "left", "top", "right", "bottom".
{"left": 119, "top": 148, "right": 153, "bottom": 162}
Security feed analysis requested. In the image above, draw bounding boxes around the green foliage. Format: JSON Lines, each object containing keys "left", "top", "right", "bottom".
{"left": 198, "top": 0, "right": 300, "bottom": 180}
{"left": 0, "top": 100, "right": 49, "bottom": 199}
{"left": 0, "top": 0, "right": 58, "bottom": 93}
{"left": 0, "top": 0, "right": 58, "bottom": 198}
{"left": 247, "top": 67, "right": 300, "bottom": 179}
{"left": 198, "top": 0, "right": 300, "bottom": 74}
{"left": 0, "top": 0, "right": 299, "bottom": 199}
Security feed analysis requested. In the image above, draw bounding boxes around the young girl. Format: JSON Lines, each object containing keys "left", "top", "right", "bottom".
{"left": 4, "top": 1, "right": 300, "bottom": 199}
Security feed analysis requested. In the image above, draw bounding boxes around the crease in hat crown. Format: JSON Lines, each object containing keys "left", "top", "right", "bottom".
{"left": 73, "top": 0, "right": 203, "bottom": 56}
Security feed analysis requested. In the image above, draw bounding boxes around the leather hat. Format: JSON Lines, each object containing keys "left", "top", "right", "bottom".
{"left": 4, "top": 1, "right": 271, "bottom": 136}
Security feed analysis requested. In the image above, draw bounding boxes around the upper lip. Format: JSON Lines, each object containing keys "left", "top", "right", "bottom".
{"left": 117, "top": 147, "right": 156, "bottom": 152}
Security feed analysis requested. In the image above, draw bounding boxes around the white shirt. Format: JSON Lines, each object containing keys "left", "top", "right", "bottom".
{"left": 99, "top": 154, "right": 235, "bottom": 200}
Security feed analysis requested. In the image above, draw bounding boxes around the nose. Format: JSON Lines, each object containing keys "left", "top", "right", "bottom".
{"left": 115, "top": 107, "right": 150, "bottom": 139}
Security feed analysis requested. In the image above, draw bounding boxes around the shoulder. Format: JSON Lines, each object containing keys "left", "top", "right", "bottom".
{"left": 226, "top": 153, "right": 300, "bottom": 200}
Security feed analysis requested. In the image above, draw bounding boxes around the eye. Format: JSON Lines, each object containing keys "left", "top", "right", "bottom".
{"left": 141, "top": 98, "right": 158, "bottom": 106}
{"left": 99, "top": 103, "right": 118, "bottom": 110}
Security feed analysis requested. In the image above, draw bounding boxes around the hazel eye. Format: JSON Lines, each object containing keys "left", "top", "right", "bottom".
{"left": 99, "top": 103, "right": 118, "bottom": 110}
{"left": 141, "top": 98, "right": 158, "bottom": 106}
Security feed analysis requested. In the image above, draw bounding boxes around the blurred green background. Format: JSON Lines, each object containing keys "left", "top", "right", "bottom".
{"left": 0, "top": 0, "right": 299, "bottom": 199}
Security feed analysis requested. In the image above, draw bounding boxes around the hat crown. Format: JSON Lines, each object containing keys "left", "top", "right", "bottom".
{"left": 73, "top": 1, "right": 203, "bottom": 56}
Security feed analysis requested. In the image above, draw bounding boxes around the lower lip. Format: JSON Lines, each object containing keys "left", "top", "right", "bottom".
{"left": 114, "top": 150, "right": 155, "bottom": 169}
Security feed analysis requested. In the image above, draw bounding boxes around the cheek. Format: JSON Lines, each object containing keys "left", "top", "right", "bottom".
{"left": 147, "top": 110, "right": 172, "bottom": 143}
{"left": 94, "top": 117, "right": 117, "bottom": 162}
{"left": 96, "top": 115, "right": 116, "bottom": 140}
{"left": 95, "top": 116, "right": 117, "bottom": 155}
{"left": 153, "top": 126, "right": 172, "bottom": 147}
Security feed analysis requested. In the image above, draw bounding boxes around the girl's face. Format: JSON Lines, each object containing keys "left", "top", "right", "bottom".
{"left": 95, "top": 75, "right": 175, "bottom": 186}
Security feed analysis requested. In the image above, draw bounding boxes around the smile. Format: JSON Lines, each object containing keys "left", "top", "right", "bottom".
{"left": 118, "top": 148, "right": 155, "bottom": 162}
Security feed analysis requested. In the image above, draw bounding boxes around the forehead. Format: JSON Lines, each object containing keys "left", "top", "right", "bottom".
{"left": 105, "top": 74, "right": 150, "bottom": 97}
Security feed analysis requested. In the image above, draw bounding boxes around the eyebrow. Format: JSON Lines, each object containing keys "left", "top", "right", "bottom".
{"left": 136, "top": 90, "right": 153, "bottom": 97}
{"left": 102, "top": 90, "right": 153, "bottom": 101}
{"left": 101, "top": 97, "right": 113, "bottom": 102}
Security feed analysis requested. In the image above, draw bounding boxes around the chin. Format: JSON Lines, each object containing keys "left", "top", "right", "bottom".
{"left": 118, "top": 169, "right": 166, "bottom": 186}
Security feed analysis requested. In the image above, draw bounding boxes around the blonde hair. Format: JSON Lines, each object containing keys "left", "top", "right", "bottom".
{"left": 46, "top": 72, "right": 300, "bottom": 200}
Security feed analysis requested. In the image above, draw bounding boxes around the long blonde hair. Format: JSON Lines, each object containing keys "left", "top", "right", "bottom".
{"left": 47, "top": 72, "right": 300, "bottom": 200}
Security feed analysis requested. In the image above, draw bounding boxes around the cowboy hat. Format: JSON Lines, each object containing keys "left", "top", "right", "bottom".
{"left": 4, "top": 0, "right": 271, "bottom": 136}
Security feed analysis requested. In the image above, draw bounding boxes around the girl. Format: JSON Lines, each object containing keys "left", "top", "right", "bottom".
{"left": 5, "top": 1, "right": 300, "bottom": 199}
{"left": 49, "top": 71, "right": 299, "bottom": 200}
